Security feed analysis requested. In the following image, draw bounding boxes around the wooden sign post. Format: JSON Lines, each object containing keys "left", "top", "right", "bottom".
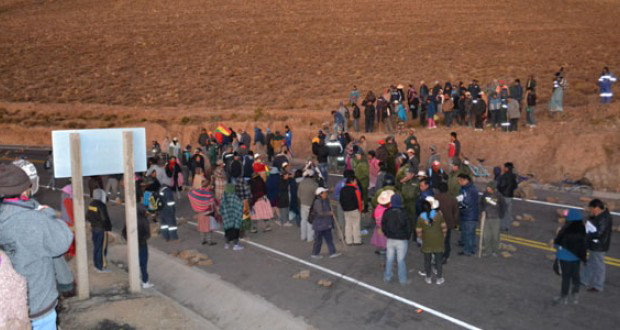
{"left": 123, "top": 131, "right": 141, "bottom": 293}
{"left": 69, "top": 133, "right": 90, "bottom": 300}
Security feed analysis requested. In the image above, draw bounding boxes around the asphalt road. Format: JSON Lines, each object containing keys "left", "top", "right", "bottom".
{"left": 2, "top": 147, "right": 619, "bottom": 330}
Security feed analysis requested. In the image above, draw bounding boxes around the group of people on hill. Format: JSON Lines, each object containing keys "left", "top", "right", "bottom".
{"left": 334, "top": 66, "right": 616, "bottom": 135}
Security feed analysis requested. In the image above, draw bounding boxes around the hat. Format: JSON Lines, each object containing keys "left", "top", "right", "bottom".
{"left": 566, "top": 209, "right": 583, "bottom": 222}
{"left": 303, "top": 169, "right": 315, "bottom": 177}
{"left": 315, "top": 187, "right": 329, "bottom": 196}
{"left": 432, "top": 160, "right": 440, "bottom": 165}
{"left": 13, "top": 159, "right": 39, "bottom": 195}
{"left": 390, "top": 194, "right": 403, "bottom": 208}
{"left": 378, "top": 190, "right": 395, "bottom": 205}
{"left": 417, "top": 170, "right": 427, "bottom": 177}
{"left": 407, "top": 148, "right": 415, "bottom": 154}
{"left": 312, "top": 137, "right": 320, "bottom": 143}
{"left": 281, "top": 162, "right": 289, "bottom": 168}
{"left": 486, "top": 180, "right": 497, "bottom": 190}
{"left": 173, "top": 137, "right": 178, "bottom": 141}
{"left": 425, "top": 196, "right": 440, "bottom": 209}
{"left": 61, "top": 184, "right": 73, "bottom": 197}
{"left": 254, "top": 153, "right": 261, "bottom": 158}
{"left": 0, "top": 164, "right": 31, "bottom": 197}
{"left": 378, "top": 139, "right": 385, "bottom": 145}
{"left": 397, "top": 84, "right": 404, "bottom": 89}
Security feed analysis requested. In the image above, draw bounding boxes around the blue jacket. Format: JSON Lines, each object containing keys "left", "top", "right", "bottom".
{"left": 599, "top": 73, "right": 617, "bottom": 96}
{"left": 333, "top": 112, "right": 345, "bottom": 125}
{"left": 285, "top": 130, "right": 292, "bottom": 148}
{"left": 266, "top": 173, "right": 280, "bottom": 206}
{"left": 311, "top": 198, "right": 334, "bottom": 231}
{"left": 332, "top": 179, "right": 347, "bottom": 201}
{"left": 458, "top": 182, "right": 479, "bottom": 222}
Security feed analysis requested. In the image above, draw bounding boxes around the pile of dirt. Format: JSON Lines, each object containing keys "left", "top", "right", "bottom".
{"left": 171, "top": 249, "right": 213, "bottom": 267}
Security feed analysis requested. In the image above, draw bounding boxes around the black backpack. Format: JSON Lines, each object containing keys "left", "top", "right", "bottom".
{"left": 307, "top": 196, "right": 319, "bottom": 224}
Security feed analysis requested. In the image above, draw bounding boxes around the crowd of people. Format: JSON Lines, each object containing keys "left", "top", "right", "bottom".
{"left": 0, "top": 66, "right": 616, "bottom": 329}
{"left": 333, "top": 67, "right": 616, "bottom": 135}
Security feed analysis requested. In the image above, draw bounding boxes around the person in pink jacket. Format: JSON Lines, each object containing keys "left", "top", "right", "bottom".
{"left": 367, "top": 151, "right": 380, "bottom": 194}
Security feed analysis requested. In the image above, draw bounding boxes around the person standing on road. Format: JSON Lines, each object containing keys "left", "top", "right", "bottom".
{"left": 278, "top": 166, "right": 293, "bottom": 227}
{"left": 371, "top": 189, "right": 392, "bottom": 255}
{"left": 479, "top": 181, "right": 504, "bottom": 257}
{"left": 284, "top": 125, "right": 293, "bottom": 157}
{"left": 353, "top": 151, "right": 370, "bottom": 212}
{"left": 497, "top": 162, "right": 517, "bottom": 232}
{"left": 381, "top": 193, "right": 411, "bottom": 285}
{"left": 221, "top": 184, "right": 244, "bottom": 251}
{"left": 416, "top": 197, "right": 447, "bottom": 285}
{"left": 297, "top": 169, "right": 319, "bottom": 242}
{"left": 363, "top": 98, "right": 375, "bottom": 133}
{"left": 581, "top": 199, "right": 613, "bottom": 293}
{"left": 87, "top": 188, "right": 113, "bottom": 273}
{"left": 0, "top": 164, "right": 74, "bottom": 329}
{"left": 507, "top": 98, "right": 520, "bottom": 132}
{"left": 436, "top": 183, "right": 459, "bottom": 264}
{"left": 310, "top": 187, "right": 341, "bottom": 259}
{"left": 457, "top": 174, "right": 479, "bottom": 256}
{"left": 553, "top": 209, "right": 586, "bottom": 305}
{"left": 448, "top": 132, "right": 460, "bottom": 165}
{"left": 339, "top": 176, "right": 363, "bottom": 245}
{"left": 598, "top": 67, "right": 616, "bottom": 104}
{"left": 249, "top": 171, "right": 273, "bottom": 234}
{"left": 158, "top": 181, "right": 179, "bottom": 241}
{"left": 549, "top": 69, "right": 566, "bottom": 113}
{"left": 352, "top": 102, "right": 361, "bottom": 132}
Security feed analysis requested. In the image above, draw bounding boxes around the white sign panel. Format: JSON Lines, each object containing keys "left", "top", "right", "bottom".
{"left": 52, "top": 128, "right": 147, "bottom": 178}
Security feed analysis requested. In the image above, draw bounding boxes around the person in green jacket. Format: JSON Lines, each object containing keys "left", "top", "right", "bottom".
{"left": 447, "top": 161, "right": 464, "bottom": 198}
{"left": 385, "top": 137, "right": 399, "bottom": 176}
{"left": 353, "top": 151, "right": 370, "bottom": 212}
{"left": 207, "top": 143, "right": 218, "bottom": 169}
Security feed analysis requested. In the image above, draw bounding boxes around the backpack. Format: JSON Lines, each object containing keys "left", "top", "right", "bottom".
{"left": 307, "top": 196, "right": 319, "bottom": 224}
{"left": 143, "top": 190, "right": 159, "bottom": 212}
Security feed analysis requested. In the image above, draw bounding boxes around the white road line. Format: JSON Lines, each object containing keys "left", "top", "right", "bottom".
{"left": 186, "top": 220, "right": 482, "bottom": 330}
{"left": 512, "top": 197, "right": 620, "bottom": 216}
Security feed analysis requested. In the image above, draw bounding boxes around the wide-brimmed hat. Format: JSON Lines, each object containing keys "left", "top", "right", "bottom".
{"left": 378, "top": 190, "right": 395, "bottom": 205}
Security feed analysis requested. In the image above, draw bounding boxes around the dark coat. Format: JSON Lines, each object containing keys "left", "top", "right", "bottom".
{"left": 586, "top": 209, "right": 613, "bottom": 252}
{"left": 382, "top": 207, "right": 411, "bottom": 240}
{"left": 497, "top": 171, "right": 517, "bottom": 198}
{"left": 554, "top": 220, "right": 587, "bottom": 262}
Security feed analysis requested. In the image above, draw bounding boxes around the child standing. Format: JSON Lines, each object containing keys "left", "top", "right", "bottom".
{"left": 221, "top": 184, "right": 244, "bottom": 250}
{"left": 416, "top": 197, "right": 447, "bottom": 285}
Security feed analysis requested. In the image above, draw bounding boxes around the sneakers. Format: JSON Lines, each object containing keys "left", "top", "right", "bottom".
{"left": 425, "top": 277, "right": 432, "bottom": 284}
{"left": 283, "top": 222, "right": 293, "bottom": 227}
{"left": 418, "top": 270, "right": 427, "bottom": 277}
{"left": 141, "top": 282, "right": 154, "bottom": 289}
{"left": 552, "top": 296, "right": 568, "bottom": 305}
{"left": 329, "top": 253, "right": 341, "bottom": 258}
{"left": 436, "top": 277, "right": 445, "bottom": 285}
{"left": 94, "top": 267, "right": 111, "bottom": 274}
{"left": 569, "top": 293, "right": 579, "bottom": 304}
{"left": 310, "top": 254, "right": 323, "bottom": 259}
{"left": 233, "top": 244, "right": 244, "bottom": 251}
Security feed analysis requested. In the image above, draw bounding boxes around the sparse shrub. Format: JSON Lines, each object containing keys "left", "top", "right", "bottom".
{"left": 180, "top": 116, "right": 191, "bottom": 125}
{"left": 66, "top": 121, "right": 86, "bottom": 129}
{"left": 253, "top": 107, "right": 264, "bottom": 121}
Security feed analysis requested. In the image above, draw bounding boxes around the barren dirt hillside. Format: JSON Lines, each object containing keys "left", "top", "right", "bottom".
{"left": 0, "top": 0, "right": 619, "bottom": 190}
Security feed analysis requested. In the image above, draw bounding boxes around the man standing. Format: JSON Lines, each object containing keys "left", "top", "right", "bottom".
{"left": 457, "top": 174, "right": 479, "bottom": 256}
{"left": 582, "top": 199, "right": 613, "bottom": 292}
{"left": 87, "top": 188, "right": 113, "bottom": 273}
{"left": 381, "top": 193, "right": 411, "bottom": 285}
{"left": 363, "top": 98, "right": 375, "bottom": 133}
{"left": 297, "top": 169, "right": 319, "bottom": 242}
{"left": 284, "top": 125, "right": 293, "bottom": 157}
{"left": 497, "top": 162, "right": 517, "bottom": 232}
{"left": 436, "top": 182, "right": 459, "bottom": 264}
{"left": 158, "top": 182, "right": 179, "bottom": 241}
{"left": 598, "top": 67, "right": 617, "bottom": 104}
{"left": 351, "top": 103, "right": 361, "bottom": 132}
{"left": 339, "top": 176, "right": 363, "bottom": 245}
{"left": 254, "top": 127, "right": 266, "bottom": 155}
{"left": 0, "top": 164, "right": 73, "bottom": 328}
{"left": 509, "top": 79, "right": 524, "bottom": 112}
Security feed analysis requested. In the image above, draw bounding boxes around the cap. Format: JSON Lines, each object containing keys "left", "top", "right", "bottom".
{"left": 417, "top": 170, "right": 427, "bottom": 177}
{"left": 315, "top": 187, "right": 329, "bottom": 196}
{"left": 0, "top": 164, "right": 32, "bottom": 197}
{"left": 425, "top": 196, "right": 440, "bottom": 209}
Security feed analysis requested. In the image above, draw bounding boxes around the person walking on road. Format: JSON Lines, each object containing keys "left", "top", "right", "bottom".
{"left": 416, "top": 197, "right": 447, "bottom": 285}
{"left": 221, "top": 184, "right": 244, "bottom": 251}
{"left": 381, "top": 193, "right": 411, "bottom": 285}
{"left": 456, "top": 174, "right": 479, "bottom": 256}
{"left": 553, "top": 209, "right": 586, "bottom": 305}
{"left": 339, "top": 176, "right": 363, "bottom": 245}
{"left": 497, "top": 162, "right": 517, "bottom": 232}
{"left": 581, "top": 199, "right": 613, "bottom": 293}
{"left": 309, "top": 187, "right": 341, "bottom": 259}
